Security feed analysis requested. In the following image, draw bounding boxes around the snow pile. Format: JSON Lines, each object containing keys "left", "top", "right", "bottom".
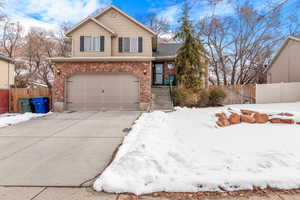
{"left": 94, "top": 102, "right": 300, "bottom": 195}
{"left": 0, "top": 112, "right": 50, "bottom": 128}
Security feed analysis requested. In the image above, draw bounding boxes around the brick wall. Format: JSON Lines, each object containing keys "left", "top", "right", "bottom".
{"left": 53, "top": 61, "right": 151, "bottom": 109}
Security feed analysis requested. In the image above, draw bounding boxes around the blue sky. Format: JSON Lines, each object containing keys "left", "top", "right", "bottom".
{"left": 3, "top": 0, "right": 299, "bottom": 32}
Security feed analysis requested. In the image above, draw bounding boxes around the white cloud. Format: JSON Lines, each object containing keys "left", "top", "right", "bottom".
{"left": 156, "top": 4, "right": 180, "bottom": 25}
{"left": 4, "top": 0, "right": 111, "bottom": 31}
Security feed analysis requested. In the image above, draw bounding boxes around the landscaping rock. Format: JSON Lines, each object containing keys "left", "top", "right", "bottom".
{"left": 241, "top": 115, "right": 255, "bottom": 123}
{"left": 270, "top": 118, "right": 282, "bottom": 123}
{"left": 217, "top": 118, "right": 230, "bottom": 127}
{"left": 254, "top": 113, "right": 269, "bottom": 123}
{"left": 280, "top": 119, "right": 295, "bottom": 124}
{"left": 241, "top": 109, "right": 258, "bottom": 115}
{"left": 215, "top": 113, "right": 226, "bottom": 120}
{"left": 228, "top": 113, "right": 241, "bottom": 124}
{"left": 278, "top": 112, "right": 294, "bottom": 117}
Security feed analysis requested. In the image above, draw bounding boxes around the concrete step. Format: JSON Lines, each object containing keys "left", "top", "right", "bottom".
{"left": 151, "top": 87, "right": 173, "bottom": 111}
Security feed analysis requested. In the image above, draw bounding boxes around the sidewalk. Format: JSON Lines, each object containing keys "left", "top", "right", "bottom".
{"left": 1, "top": 186, "right": 300, "bottom": 200}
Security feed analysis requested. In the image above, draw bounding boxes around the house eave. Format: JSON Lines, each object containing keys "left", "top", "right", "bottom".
{"left": 153, "top": 56, "right": 176, "bottom": 61}
{"left": 0, "top": 55, "right": 14, "bottom": 63}
{"left": 266, "top": 36, "right": 300, "bottom": 73}
{"left": 65, "top": 17, "right": 117, "bottom": 37}
{"left": 50, "top": 56, "right": 154, "bottom": 63}
{"left": 94, "top": 5, "right": 157, "bottom": 36}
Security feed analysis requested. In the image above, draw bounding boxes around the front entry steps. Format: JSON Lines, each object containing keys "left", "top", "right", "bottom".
{"left": 151, "top": 86, "right": 174, "bottom": 111}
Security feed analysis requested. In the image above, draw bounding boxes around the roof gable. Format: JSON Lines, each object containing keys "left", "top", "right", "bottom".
{"left": 65, "top": 17, "right": 116, "bottom": 36}
{"left": 95, "top": 5, "right": 156, "bottom": 36}
{"left": 267, "top": 36, "right": 300, "bottom": 72}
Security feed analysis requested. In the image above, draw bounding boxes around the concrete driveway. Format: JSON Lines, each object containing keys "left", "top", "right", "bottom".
{"left": 0, "top": 111, "right": 141, "bottom": 187}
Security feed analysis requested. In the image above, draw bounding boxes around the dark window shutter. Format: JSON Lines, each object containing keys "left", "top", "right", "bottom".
{"left": 100, "top": 36, "right": 105, "bottom": 52}
{"left": 80, "top": 36, "right": 84, "bottom": 52}
{"left": 138, "top": 37, "right": 143, "bottom": 53}
{"left": 118, "top": 37, "right": 123, "bottom": 52}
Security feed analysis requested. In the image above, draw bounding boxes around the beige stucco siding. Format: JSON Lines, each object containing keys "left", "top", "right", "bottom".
{"left": 268, "top": 39, "right": 300, "bottom": 83}
{"left": 0, "top": 60, "right": 15, "bottom": 89}
{"left": 96, "top": 8, "right": 153, "bottom": 57}
{"left": 70, "top": 21, "right": 112, "bottom": 57}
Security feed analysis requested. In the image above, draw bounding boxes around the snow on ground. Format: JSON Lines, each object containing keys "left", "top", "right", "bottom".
{"left": 0, "top": 112, "right": 50, "bottom": 128}
{"left": 94, "top": 102, "right": 300, "bottom": 195}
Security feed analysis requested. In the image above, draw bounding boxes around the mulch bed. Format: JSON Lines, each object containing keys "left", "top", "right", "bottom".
{"left": 118, "top": 188, "right": 300, "bottom": 199}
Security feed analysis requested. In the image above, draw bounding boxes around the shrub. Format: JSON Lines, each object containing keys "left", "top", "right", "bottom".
{"left": 208, "top": 87, "right": 226, "bottom": 106}
{"left": 171, "top": 88, "right": 209, "bottom": 107}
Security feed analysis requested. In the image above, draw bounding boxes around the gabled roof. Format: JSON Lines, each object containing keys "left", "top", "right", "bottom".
{"left": 153, "top": 43, "right": 182, "bottom": 57}
{"left": 94, "top": 5, "right": 156, "bottom": 36}
{"left": 65, "top": 16, "right": 116, "bottom": 36}
{"left": 267, "top": 36, "right": 300, "bottom": 72}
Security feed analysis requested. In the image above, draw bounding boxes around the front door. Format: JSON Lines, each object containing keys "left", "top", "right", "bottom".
{"left": 154, "top": 63, "right": 164, "bottom": 85}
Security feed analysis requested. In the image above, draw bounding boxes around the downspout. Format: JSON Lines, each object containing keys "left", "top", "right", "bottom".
{"left": 7, "top": 62, "right": 10, "bottom": 112}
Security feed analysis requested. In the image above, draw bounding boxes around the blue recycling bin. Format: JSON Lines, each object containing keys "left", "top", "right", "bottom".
{"left": 31, "top": 97, "right": 49, "bottom": 113}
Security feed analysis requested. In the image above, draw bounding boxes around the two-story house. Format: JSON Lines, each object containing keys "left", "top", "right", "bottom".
{"left": 51, "top": 5, "right": 206, "bottom": 111}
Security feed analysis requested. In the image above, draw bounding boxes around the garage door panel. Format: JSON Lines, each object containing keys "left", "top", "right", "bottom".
{"left": 67, "top": 73, "right": 139, "bottom": 111}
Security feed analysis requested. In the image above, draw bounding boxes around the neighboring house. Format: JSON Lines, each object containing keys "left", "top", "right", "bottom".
{"left": 0, "top": 54, "right": 15, "bottom": 89}
{"left": 0, "top": 54, "right": 14, "bottom": 113}
{"left": 267, "top": 36, "right": 300, "bottom": 83}
{"left": 51, "top": 5, "right": 207, "bottom": 111}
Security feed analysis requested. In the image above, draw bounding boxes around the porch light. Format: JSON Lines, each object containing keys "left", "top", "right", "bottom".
{"left": 56, "top": 69, "right": 61, "bottom": 76}
{"left": 143, "top": 69, "right": 147, "bottom": 75}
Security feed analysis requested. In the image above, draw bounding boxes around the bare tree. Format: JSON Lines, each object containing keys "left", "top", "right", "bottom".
{"left": 56, "top": 22, "right": 72, "bottom": 57}
{"left": 19, "top": 28, "right": 58, "bottom": 88}
{"left": 146, "top": 14, "right": 170, "bottom": 35}
{"left": 198, "top": 0, "right": 291, "bottom": 85}
{"left": 1, "top": 17, "right": 23, "bottom": 58}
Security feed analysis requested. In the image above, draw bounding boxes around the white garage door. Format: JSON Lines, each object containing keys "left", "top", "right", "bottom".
{"left": 66, "top": 73, "right": 139, "bottom": 111}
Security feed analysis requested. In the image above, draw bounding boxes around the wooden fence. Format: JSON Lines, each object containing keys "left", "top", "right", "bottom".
{"left": 209, "top": 85, "right": 256, "bottom": 105}
{"left": 9, "top": 88, "right": 52, "bottom": 113}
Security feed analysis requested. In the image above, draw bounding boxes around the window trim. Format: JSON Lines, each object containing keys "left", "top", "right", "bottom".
{"left": 118, "top": 36, "right": 143, "bottom": 53}
{"left": 80, "top": 36, "right": 105, "bottom": 52}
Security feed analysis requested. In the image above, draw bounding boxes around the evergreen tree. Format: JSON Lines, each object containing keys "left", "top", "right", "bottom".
{"left": 175, "top": 3, "right": 207, "bottom": 89}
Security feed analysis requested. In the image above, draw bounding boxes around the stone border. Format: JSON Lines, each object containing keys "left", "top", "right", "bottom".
{"left": 216, "top": 108, "right": 297, "bottom": 127}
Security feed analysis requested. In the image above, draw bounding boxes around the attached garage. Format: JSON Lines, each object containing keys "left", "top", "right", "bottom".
{"left": 52, "top": 60, "right": 151, "bottom": 112}
{"left": 66, "top": 73, "right": 139, "bottom": 111}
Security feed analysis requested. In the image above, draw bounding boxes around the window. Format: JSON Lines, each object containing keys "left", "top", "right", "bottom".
{"left": 80, "top": 36, "right": 104, "bottom": 52}
{"left": 118, "top": 37, "right": 143, "bottom": 53}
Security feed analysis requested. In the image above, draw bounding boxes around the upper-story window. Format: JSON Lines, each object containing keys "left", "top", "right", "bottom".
{"left": 80, "top": 36, "right": 105, "bottom": 52}
{"left": 118, "top": 37, "right": 143, "bottom": 53}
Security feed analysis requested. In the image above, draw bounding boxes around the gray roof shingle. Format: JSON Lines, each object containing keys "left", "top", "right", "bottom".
{"left": 154, "top": 43, "right": 182, "bottom": 57}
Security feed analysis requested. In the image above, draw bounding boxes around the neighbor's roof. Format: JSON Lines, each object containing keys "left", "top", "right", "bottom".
{"left": 153, "top": 43, "right": 182, "bottom": 57}
{"left": 0, "top": 54, "right": 13, "bottom": 63}
{"left": 94, "top": 5, "right": 156, "bottom": 36}
{"left": 267, "top": 36, "right": 300, "bottom": 72}
{"left": 65, "top": 16, "right": 116, "bottom": 36}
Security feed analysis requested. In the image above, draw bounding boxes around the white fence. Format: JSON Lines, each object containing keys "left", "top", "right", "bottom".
{"left": 256, "top": 82, "right": 300, "bottom": 104}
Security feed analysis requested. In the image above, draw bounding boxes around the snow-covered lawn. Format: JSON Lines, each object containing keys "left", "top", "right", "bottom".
{"left": 0, "top": 112, "right": 50, "bottom": 128}
{"left": 94, "top": 102, "right": 300, "bottom": 195}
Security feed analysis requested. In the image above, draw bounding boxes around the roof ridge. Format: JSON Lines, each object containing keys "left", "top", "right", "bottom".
{"left": 94, "top": 5, "right": 156, "bottom": 36}
{"left": 66, "top": 16, "right": 116, "bottom": 36}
